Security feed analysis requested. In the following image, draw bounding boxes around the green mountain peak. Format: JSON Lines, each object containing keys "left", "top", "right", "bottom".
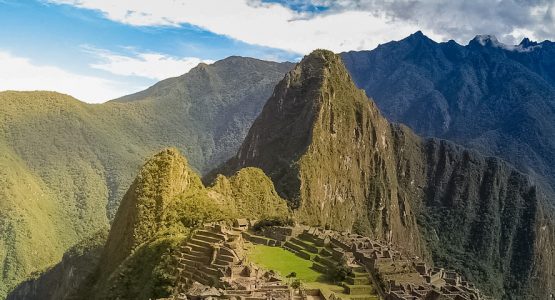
{"left": 211, "top": 49, "right": 555, "bottom": 298}
{"left": 99, "top": 147, "right": 201, "bottom": 276}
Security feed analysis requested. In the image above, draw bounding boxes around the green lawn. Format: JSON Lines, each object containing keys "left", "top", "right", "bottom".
{"left": 247, "top": 245, "right": 363, "bottom": 299}
{"left": 247, "top": 245, "right": 325, "bottom": 282}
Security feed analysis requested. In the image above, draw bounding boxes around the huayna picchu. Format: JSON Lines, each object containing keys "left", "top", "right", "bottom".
{"left": 8, "top": 50, "right": 554, "bottom": 300}
{"left": 212, "top": 50, "right": 555, "bottom": 298}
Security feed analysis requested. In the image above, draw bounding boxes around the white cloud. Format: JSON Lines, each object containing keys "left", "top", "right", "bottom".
{"left": 0, "top": 51, "right": 142, "bottom": 103}
{"left": 49, "top": 0, "right": 555, "bottom": 53}
{"left": 49, "top": 0, "right": 439, "bottom": 54}
{"left": 87, "top": 48, "right": 214, "bottom": 80}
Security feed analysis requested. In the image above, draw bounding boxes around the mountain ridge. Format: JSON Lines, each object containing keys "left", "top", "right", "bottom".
{"left": 341, "top": 32, "right": 555, "bottom": 205}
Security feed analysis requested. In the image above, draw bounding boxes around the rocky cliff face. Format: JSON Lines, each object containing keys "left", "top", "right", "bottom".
{"left": 214, "top": 50, "right": 554, "bottom": 298}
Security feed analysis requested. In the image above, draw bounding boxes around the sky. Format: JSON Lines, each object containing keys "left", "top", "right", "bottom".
{"left": 1, "top": 0, "right": 554, "bottom": 103}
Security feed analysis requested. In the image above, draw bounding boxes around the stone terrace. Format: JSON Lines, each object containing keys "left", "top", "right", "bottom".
{"left": 163, "top": 222, "right": 485, "bottom": 300}
{"left": 168, "top": 222, "right": 298, "bottom": 300}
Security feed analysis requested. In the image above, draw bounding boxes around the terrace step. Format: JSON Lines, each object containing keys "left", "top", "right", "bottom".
{"left": 343, "top": 284, "right": 375, "bottom": 295}
{"left": 311, "top": 262, "right": 330, "bottom": 273}
{"left": 284, "top": 240, "right": 304, "bottom": 253}
{"left": 350, "top": 265, "right": 366, "bottom": 273}
{"left": 194, "top": 233, "right": 224, "bottom": 244}
{"left": 314, "top": 255, "right": 337, "bottom": 269}
{"left": 345, "top": 276, "right": 371, "bottom": 285}
{"left": 192, "top": 272, "right": 212, "bottom": 286}
{"left": 217, "top": 254, "right": 236, "bottom": 263}
{"left": 183, "top": 253, "right": 210, "bottom": 264}
{"left": 189, "top": 238, "right": 213, "bottom": 248}
{"left": 186, "top": 242, "right": 212, "bottom": 253}
{"left": 203, "top": 266, "right": 223, "bottom": 277}
{"left": 185, "top": 248, "right": 208, "bottom": 257}
{"left": 214, "top": 258, "right": 234, "bottom": 266}
{"left": 178, "top": 258, "right": 199, "bottom": 268}
{"left": 243, "top": 232, "right": 274, "bottom": 246}
{"left": 320, "top": 248, "right": 334, "bottom": 257}
{"left": 291, "top": 237, "right": 321, "bottom": 254}
{"left": 212, "top": 262, "right": 229, "bottom": 270}
{"left": 196, "top": 229, "right": 227, "bottom": 240}
{"left": 298, "top": 233, "right": 317, "bottom": 243}
{"left": 295, "top": 249, "right": 316, "bottom": 261}
{"left": 351, "top": 271, "right": 369, "bottom": 278}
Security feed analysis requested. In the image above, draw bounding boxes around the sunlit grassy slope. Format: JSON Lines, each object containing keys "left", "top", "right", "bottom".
{"left": 0, "top": 57, "right": 292, "bottom": 298}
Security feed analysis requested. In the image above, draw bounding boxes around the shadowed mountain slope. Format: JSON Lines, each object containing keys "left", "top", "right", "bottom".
{"left": 341, "top": 32, "right": 555, "bottom": 201}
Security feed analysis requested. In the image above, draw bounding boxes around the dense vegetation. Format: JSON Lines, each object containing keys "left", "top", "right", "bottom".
{"left": 0, "top": 57, "right": 292, "bottom": 299}
{"left": 80, "top": 148, "right": 289, "bottom": 300}
{"left": 7, "top": 229, "right": 108, "bottom": 300}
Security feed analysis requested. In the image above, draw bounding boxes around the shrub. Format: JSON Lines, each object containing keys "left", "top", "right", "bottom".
{"left": 330, "top": 264, "right": 353, "bottom": 283}
{"left": 291, "top": 279, "right": 303, "bottom": 289}
{"left": 252, "top": 216, "right": 294, "bottom": 231}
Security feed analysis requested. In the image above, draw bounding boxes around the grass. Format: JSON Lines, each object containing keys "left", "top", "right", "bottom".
{"left": 247, "top": 245, "right": 324, "bottom": 282}
{"left": 247, "top": 244, "right": 355, "bottom": 299}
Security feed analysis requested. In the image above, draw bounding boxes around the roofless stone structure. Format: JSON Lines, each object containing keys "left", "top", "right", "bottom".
{"left": 158, "top": 220, "right": 484, "bottom": 300}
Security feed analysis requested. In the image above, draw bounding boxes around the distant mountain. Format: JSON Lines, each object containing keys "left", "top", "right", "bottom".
{"left": 341, "top": 31, "right": 555, "bottom": 200}
{"left": 214, "top": 50, "right": 555, "bottom": 298}
{"left": 0, "top": 57, "right": 292, "bottom": 298}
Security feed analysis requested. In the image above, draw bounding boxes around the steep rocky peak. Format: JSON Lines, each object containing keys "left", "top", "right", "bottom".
{"left": 469, "top": 34, "right": 543, "bottom": 52}
{"left": 214, "top": 48, "right": 424, "bottom": 255}
{"left": 227, "top": 48, "right": 383, "bottom": 185}
{"left": 519, "top": 37, "right": 538, "bottom": 48}
{"left": 405, "top": 30, "right": 436, "bottom": 43}
{"left": 470, "top": 34, "right": 501, "bottom": 47}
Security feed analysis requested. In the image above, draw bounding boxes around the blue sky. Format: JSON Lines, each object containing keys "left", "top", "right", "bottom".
{"left": 1, "top": 0, "right": 553, "bottom": 103}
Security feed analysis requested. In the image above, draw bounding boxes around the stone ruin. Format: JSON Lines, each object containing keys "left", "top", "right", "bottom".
{"left": 159, "top": 220, "right": 485, "bottom": 300}
{"left": 296, "top": 227, "right": 484, "bottom": 300}
{"left": 166, "top": 221, "right": 295, "bottom": 300}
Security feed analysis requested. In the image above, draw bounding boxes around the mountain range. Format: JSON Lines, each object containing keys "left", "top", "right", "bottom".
{"left": 342, "top": 31, "right": 555, "bottom": 200}
{"left": 2, "top": 33, "right": 555, "bottom": 299}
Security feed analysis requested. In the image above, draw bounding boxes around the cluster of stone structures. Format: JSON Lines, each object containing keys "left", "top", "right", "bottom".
{"left": 291, "top": 228, "right": 483, "bottom": 300}
{"left": 168, "top": 221, "right": 295, "bottom": 299}
{"left": 162, "top": 220, "right": 484, "bottom": 300}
